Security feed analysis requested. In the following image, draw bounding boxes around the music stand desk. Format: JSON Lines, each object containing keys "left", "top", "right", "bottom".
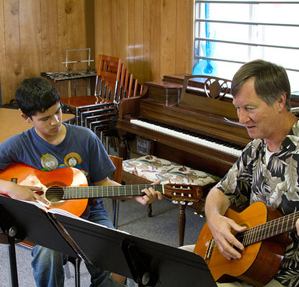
{"left": 55, "top": 213, "right": 217, "bottom": 287}
{"left": 0, "top": 195, "right": 216, "bottom": 287}
{"left": 0, "top": 196, "right": 90, "bottom": 287}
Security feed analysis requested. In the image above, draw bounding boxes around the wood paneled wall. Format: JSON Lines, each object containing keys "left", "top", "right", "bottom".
{"left": 0, "top": 0, "right": 193, "bottom": 104}
{"left": 94, "top": 0, "right": 194, "bottom": 83}
{"left": 0, "top": 0, "right": 94, "bottom": 104}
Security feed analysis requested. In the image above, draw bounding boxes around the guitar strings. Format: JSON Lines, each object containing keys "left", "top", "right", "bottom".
{"left": 242, "top": 211, "right": 299, "bottom": 246}
{"left": 46, "top": 184, "right": 164, "bottom": 199}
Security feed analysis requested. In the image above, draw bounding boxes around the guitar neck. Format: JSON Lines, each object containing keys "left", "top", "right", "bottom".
{"left": 61, "top": 184, "right": 164, "bottom": 200}
{"left": 240, "top": 211, "right": 299, "bottom": 247}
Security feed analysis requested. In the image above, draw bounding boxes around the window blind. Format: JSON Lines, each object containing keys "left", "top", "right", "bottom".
{"left": 193, "top": 0, "right": 299, "bottom": 93}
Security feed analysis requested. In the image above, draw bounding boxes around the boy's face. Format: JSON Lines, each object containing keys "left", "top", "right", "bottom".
{"left": 26, "top": 102, "right": 63, "bottom": 140}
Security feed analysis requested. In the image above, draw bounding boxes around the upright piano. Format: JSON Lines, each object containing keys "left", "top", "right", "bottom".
{"left": 117, "top": 74, "right": 251, "bottom": 177}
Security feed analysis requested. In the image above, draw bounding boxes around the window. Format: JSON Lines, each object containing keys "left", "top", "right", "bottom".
{"left": 193, "top": 0, "right": 299, "bottom": 93}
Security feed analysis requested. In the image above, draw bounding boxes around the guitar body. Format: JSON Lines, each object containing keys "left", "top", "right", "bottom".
{"left": 0, "top": 163, "right": 88, "bottom": 216}
{"left": 194, "top": 202, "right": 286, "bottom": 287}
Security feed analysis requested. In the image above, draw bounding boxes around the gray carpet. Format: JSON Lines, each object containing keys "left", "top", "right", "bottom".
{"left": 0, "top": 198, "right": 205, "bottom": 287}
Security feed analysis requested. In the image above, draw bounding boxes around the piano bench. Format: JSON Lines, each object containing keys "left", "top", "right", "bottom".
{"left": 122, "top": 155, "right": 218, "bottom": 246}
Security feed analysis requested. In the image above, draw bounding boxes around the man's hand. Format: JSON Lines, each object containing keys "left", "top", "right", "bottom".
{"left": 208, "top": 213, "right": 246, "bottom": 260}
{"left": 134, "top": 187, "right": 163, "bottom": 205}
{"left": 296, "top": 218, "right": 299, "bottom": 236}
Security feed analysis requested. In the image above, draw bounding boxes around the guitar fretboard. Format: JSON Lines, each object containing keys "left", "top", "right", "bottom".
{"left": 239, "top": 211, "right": 299, "bottom": 246}
{"left": 56, "top": 184, "right": 164, "bottom": 200}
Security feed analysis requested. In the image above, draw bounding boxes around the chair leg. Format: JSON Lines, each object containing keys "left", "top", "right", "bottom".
{"left": 147, "top": 204, "right": 152, "bottom": 217}
{"left": 112, "top": 199, "right": 119, "bottom": 228}
{"left": 67, "top": 256, "right": 81, "bottom": 287}
{"left": 74, "top": 257, "right": 81, "bottom": 287}
{"left": 179, "top": 205, "right": 187, "bottom": 246}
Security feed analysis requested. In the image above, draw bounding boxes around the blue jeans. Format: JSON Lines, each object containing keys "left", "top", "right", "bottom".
{"left": 31, "top": 200, "right": 125, "bottom": 287}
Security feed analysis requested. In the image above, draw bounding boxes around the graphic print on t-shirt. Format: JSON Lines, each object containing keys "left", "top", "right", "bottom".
{"left": 41, "top": 153, "right": 59, "bottom": 170}
{"left": 40, "top": 152, "right": 83, "bottom": 171}
{"left": 64, "top": 152, "right": 82, "bottom": 167}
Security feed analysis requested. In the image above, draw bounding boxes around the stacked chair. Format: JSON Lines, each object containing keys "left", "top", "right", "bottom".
{"left": 61, "top": 54, "right": 147, "bottom": 231}
{"left": 66, "top": 54, "right": 144, "bottom": 153}
{"left": 94, "top": 54, "right": 144, "bottom": 104}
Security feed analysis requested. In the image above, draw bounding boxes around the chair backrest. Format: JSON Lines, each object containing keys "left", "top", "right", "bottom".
{"left": 95, "top": 55, "right": 122, "bottom": 100}
{"left": 109, "top": 155, "right": 123, "bottom": 183}
{"left": 95, "top": 54, "right": 144, "bottom": 103}
{"left": 97, "top": 55, "right": 121, "bottom": 75}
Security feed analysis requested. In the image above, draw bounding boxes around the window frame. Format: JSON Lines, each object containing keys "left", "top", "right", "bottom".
{"left": 193, "top": 0, "right": 299, "bottom": 92}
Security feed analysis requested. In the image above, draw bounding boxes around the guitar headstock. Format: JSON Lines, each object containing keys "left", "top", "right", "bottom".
{"left": 163, "top": 184, "right": 203, "bottom": 206}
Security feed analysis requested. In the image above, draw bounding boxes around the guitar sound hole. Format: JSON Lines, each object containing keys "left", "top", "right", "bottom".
{"left": 46, "top": 186, "right": 64, "bottom": 202}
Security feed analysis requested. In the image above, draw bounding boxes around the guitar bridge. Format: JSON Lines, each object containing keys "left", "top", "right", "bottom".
{"left": 10, "top": 178, "right": 18, "bottom": 183}
{"left": 204, "top": 239, "right": 215, "bottom": 260}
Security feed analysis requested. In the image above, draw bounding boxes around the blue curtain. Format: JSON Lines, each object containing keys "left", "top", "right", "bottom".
{"left": 192, "top": 3, "right": 216, "bottom": 75}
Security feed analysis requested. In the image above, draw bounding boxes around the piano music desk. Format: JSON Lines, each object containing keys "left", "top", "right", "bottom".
{"left": 122, "top": 155, "right": 218, "bottom": 246}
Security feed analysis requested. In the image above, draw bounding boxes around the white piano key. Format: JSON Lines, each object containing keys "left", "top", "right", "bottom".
{"left": 130, "top": 119, "right": 242, "bottom": 157}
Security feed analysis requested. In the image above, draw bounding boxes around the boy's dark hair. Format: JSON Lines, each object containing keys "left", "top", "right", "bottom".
{"left": 15, "top": 77, "right": 60, "bottom": 117}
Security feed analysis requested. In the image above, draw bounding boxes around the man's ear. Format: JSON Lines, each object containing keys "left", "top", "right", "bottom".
{"left": 278, "top": 93, "right": 287, "bottom": 111}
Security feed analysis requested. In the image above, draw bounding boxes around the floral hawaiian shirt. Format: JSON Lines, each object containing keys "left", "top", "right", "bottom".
{"left": 216, "top": 120, "right": 299, "bottom": 287}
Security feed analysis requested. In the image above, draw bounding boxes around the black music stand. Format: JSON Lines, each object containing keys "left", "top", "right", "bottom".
{"left": 0, "top": 196, "right": 216, "bottom": 287}
{"left": 0, "top": 196, "right": 91, "bottom": 287}
{"left": 54, "top": 212, "right": 217, "bottom": 287}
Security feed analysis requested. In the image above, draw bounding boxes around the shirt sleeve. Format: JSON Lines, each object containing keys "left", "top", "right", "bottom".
{"left": 0, "top": 135, "right": 22, "bottom": 170}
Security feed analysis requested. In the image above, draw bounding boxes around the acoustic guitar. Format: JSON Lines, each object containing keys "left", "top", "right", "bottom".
{"left": 194, "top": 201, "right": 299, "bottom": 287}
{"left": 0, "top": 163, "right": 202, "bottom": 217}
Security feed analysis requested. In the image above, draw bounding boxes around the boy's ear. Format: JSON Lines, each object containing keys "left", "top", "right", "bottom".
{"left": 20, "top": 110, "right": 31, "bottom": 123}
{"left": 20, "top": 112, "right": 27, "bottom": 120}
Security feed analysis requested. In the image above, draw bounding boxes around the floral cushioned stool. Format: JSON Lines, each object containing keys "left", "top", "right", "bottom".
{"left": 122, "top": 155, "right": 219, "bottom": 246}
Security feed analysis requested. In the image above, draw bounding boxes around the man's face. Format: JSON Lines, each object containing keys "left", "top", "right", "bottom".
{"left": 27, "top": 102, "right": 63, "bottom": 139}
{"left": 232, "top": 78, "right": 283, "bottom": 140}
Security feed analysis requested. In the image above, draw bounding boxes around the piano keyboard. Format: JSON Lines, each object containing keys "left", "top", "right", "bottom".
{"left": 130, "top": 119, "right": 242, "bottom": 157}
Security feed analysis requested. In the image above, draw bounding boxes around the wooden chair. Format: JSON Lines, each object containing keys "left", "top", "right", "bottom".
{"left": 116, "top": 64, "right": 144, "bottom": 101}
{"left": 61, "top": 54, "right": 143, "bottom": 108}
{"left": 61, "top": 55, "right": 122, "bottom": 108}
{"left": 61, "top": 55, "right": 144, "bottom": 155}
{"left": 109, "top": 155, "right": 123, "bottom": 184}
{"left": 95, "top": 55, "right": 122, "bottom": 102}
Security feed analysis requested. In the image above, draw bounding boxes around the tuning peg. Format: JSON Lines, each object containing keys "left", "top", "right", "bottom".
{"left": 187, "top": 202, "right": 193, "bottom": 206}
{"left": 172, "top": 200, "right": 178, "bottom": 204}
{"left": 180, "top": 201, "right": 186, "bottom": 205}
